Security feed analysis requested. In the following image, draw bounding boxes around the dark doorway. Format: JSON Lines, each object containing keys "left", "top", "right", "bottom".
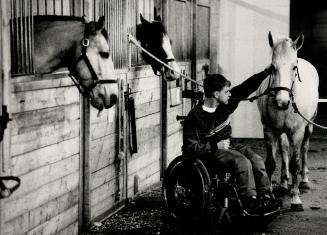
{"left": 290, "top": 0, "right": 327, "bottom": 136}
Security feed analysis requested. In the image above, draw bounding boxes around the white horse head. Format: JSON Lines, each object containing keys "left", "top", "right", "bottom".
{"left": 268, "top": 32, "right": 304, "bottom": 110}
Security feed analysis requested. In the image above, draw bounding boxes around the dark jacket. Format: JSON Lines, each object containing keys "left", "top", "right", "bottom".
{"left": 183, "top": 70, "right": 269, "bottom": 158}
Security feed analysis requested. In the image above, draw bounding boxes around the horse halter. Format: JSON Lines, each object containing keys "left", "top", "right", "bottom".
{"left": 265, "top": 65, "right": 301, "bottom": 101}
{"left": 69, "top": 24, "right": 117, "bottom": 98}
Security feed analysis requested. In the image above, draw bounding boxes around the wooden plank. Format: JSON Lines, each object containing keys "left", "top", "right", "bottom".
{"left": 135, "top": 112, "right": 160, "bottom": 129}
{"left": 136, "top": 124, "right": 161, "bottom": 144}
{"left": 57, "top": 222, "right": 78, "bottom": 235}
{"left": 135, "top": 100, "right": 160, "bottom": 119}
{"left": 91, "top": 164, "right": 117, "bottom": 190}
{"left": 133, "top": 87, "right": 161, "bottom": 105}
{"left": 90, "top": 133, "right": 117, "bottom": 172}
{"left": 4, "top": 189, "right": 78, "bottom": 235}
{"left": 12, "top": 77, "right": 74, "bottom": 92}
{"left": 10, "top": 103, "right": 80, "bottom": 136}
{"left": 136, "top": 135, "right": 161, "bottom": 156}
{"left": 11, "top": 119, "right": 80, "bottom": 156}
{"left": 10, "top": 86, "right": 80, "bottom": 113}
{"left": 90, "top": 194, "right": 116, "bottom": 221}
{"left": 127, "top": 66, "right": 155, "bottom": 80}
{"left": 90, "top": 120, "right": 116, "bottom": 140}
{"left": 11, "top": 137, "right": 79, "bottom": 176}
{"left": 129, "top": 75, "right": 160, "bottom": 92}
{"left": 5, "top": 171, "right": 79, "bottom": 220}
{"left": 128, "top": 148, "right": 161, "bottom": 175}
{"left": 26, "top": 205, "right": 78, "bottom": 235}
{"left": 90, "top": 178, "right": 116, "bottom": 207}
{"left": 127, "top": 160, "right": 160, "bottom": 192}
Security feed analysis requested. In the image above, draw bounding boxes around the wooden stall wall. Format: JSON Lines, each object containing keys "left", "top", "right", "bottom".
{"left": 85, "top": 0, "right": 167, "bottom": 221}
{"left": 216, "top": 0, "right": 290, "bottom": 138}
{"left": 4, "top": 75, "right": 80, "bottom": 235}
{"left": 2, "top": 1, "right": 82, "bottom": 234}
{"left": 1, "top": 0, "right": 220, "bottom": 232}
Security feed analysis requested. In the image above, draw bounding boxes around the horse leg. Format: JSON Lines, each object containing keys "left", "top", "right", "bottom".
{"left": 264, "top": 130, "right": 278, "bottom": 190}
{"left": 289, "top": 128, "right": 305, "bottom": 211}
{"left": 299, "top": 124, "right": 313, "bottom": 190}
{"left": 278, "top": 133, "right": 290, "bottom": 192}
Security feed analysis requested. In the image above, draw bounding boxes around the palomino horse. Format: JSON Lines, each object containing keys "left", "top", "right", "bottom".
{"left": 136, "top": 14, "right": 180, "bottom": 81}
{"left": 257, "top": 32, "right": 319, "bottom": 210}
{"left": 34, "top": 15, "right": 118, "bottom": 110}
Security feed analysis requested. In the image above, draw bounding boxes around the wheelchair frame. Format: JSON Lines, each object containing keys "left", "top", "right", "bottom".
{"left": 163, "top": 155, "right": 280, "bottom": 226}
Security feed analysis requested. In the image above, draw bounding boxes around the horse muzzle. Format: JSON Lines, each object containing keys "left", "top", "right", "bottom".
{"left": 164, "top": 60, "right": 180, "bottom": 81}
{"left": 275, "top": 99, "right": 290, "bottom": 110}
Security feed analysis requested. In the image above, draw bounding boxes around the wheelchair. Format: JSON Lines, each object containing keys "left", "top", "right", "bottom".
{"left": 162, "top": 155, "right": 281, "bottom": 228}
{"left": 163, "top": 90, "right": 280, "bottom": 228}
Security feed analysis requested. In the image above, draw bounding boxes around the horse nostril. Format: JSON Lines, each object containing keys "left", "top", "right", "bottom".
{"left": 100, "top": 52, "right": 110, "bottom": 59}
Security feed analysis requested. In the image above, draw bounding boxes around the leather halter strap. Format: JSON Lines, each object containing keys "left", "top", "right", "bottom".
{"left": 69, "top": 24, "right": 117, "bottom": 98}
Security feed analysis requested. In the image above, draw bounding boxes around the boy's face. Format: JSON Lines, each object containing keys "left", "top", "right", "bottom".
{"left": 215, "top": 86, "right": 231, "bottom": 104}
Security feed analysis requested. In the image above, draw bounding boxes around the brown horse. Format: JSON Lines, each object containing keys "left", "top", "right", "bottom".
{"left": 136, "top": 14, "right": 180, "bottom": 81}
{"left": 257, "top": 32, "right": 319, "bottom": 211}
{"left": 34, "top": 15, "right": 118, "bottom": 110}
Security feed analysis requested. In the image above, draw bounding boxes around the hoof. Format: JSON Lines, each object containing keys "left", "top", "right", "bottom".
{"left": 291, "top": 203, "right": 304, "bottom": 212}
{"left": 299, "top": 181, "right": 310, "bottom": 190}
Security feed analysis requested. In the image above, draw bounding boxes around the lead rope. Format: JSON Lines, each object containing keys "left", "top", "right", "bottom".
{"left": 128, "top": 34, "right": 327, "bottom": 130}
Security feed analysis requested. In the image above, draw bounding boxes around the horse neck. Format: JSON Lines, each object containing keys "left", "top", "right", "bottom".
{"left": 34, "top": 20, "right": 84, "bottom": 74}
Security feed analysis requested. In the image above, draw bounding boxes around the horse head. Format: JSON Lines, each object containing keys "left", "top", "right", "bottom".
{"left": 136, "top": 14, "right": 180, "bottom": 81}
{"left": 34, "top": 16, "right": 118, "bottom": 111}
{"left": 70, "top": 16, "right": 118, "bottom": 110}
{"left": 268, "top": 31, "right": 304, "bottom": 110}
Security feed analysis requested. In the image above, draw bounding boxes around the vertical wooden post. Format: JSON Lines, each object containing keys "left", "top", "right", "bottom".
{"left": 191, "top": 0, "right": 197, "bottom": 91}
{"left": 161, "top": 0, "right": 168, "bottom": 178}
{"left": 0, "top": 0, "right": 11, "bottom": 233}
{"left": 80, "top": 0, "right": 92, "bottom": 232}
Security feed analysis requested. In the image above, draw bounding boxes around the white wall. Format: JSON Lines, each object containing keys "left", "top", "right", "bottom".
{"left": 216, "top": 0, "right": 290, "bottom": 138}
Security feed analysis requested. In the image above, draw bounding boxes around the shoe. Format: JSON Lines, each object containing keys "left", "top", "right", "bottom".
{"left": 242, "top": 196, "right": 262, "bottom": 215}
{"left": 259, "top": 194, "right": 282, "bottom": 213}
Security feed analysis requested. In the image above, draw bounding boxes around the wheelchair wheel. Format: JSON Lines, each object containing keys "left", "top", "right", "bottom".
{"left": 163, "top": 156, "right": 211, "bottom": 223}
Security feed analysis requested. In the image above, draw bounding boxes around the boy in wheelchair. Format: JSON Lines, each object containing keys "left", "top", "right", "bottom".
{"left": 182, "top": 66, "right": 281, "bottom": 216}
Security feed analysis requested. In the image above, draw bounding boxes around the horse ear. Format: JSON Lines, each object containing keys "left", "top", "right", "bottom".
{"left": 97, "top": 16, "right": 105, "bottom": 30}
{"left": 155, "top": 15, "right": 162, "bottom": 22}
{"left": 268, "top": 31, "right": 274, "bottom": 48}
{"left": 293, "top": 34, "right": 304, "bottom": 51}
{"left": 140, "top": 14, "right": 150, "bottom": 25}
{"left": 82, "top": 15, "right": 89, "bottom": 23}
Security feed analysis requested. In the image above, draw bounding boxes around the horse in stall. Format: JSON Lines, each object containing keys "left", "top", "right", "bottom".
{"left": 136, "top": 14, "right": 180, "bottom": 81}
{"left": 1, "top": 15, "right": 118, "bottom": 199}
{"left": 34, "top": 15, "right": 118, "bottom": 110}
{"left": 257, "top": 32, "right": 319, "bottom": 211}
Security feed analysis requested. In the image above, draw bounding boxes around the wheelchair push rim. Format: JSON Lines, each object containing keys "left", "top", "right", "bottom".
{"left": 162, "top": 156, "right": 211, "bottom": 222}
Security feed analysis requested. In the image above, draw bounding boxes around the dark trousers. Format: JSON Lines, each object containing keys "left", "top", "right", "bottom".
{"left": 202, "top": 145, "right": 270, "bottom": 197}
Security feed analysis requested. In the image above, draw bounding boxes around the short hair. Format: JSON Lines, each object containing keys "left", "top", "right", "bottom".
{"left": 203, "top": 74, "right": 231, "bottom": 98}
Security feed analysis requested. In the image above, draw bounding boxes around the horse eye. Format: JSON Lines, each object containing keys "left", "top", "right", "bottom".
{"left": 99, "top": 52, "right": 109, "bottom": 58}
{"left": 293, "top": 65, "right": 297, "bottom": 71}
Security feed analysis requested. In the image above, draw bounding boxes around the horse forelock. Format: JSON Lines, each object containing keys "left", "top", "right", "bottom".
{"left": 272, "top": 39, "right": 297, "bottom": 62}
{"left": 137, "top": 21, "right": 167, "bottom": 46}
